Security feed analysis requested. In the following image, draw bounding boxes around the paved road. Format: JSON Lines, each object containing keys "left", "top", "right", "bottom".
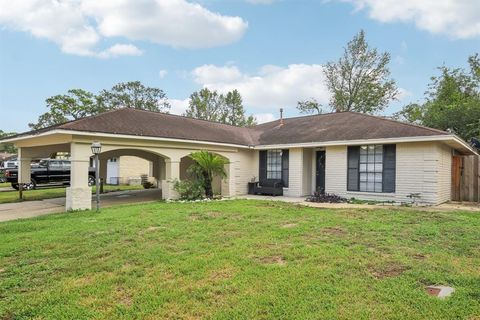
{"left": 0, "top": 189, "right": 162, "bottom": 222}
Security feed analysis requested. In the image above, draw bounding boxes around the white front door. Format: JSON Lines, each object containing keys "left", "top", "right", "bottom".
{"left": 106, "top": 158, "right": 119, "bottom": 184}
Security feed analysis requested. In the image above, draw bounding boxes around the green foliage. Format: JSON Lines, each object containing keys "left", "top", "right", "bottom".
{"left": 296, "top": 98, "right": 323, "bottom": 114}
{"left": 324, "top": 30, "right": 398, "bottom": 114}
{"left": 184, "top": 88, "right": 256, "bottom": 126}
{"left": 98, "top": 81, "right": 170, "bottom": 112}
{"left": 0, "top": 130, "right": 17, "bottom": 153}
{"left": 394, "top": 54, "right": 480, "bottom": 141}
{"left": 29, "top": 82, "right": 170, "bottom": 130}
{"left": 188, "top": 150, "right": 228, "bottom": 198}
{"left": 172, "top": 179, "right": 205, "bottom": 200}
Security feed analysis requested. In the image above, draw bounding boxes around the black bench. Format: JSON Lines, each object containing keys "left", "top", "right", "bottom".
{"left": 252, "top": 180, "right": 284, "bottom": 196}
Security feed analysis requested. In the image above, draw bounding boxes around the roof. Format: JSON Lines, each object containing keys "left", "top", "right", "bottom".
{"left": 4, "top": 108, "right": 451, "bottom": 147}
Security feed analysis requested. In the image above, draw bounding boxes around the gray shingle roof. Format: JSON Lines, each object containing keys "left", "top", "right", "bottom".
{"left": 7, "top": 108, "right": 449, "bottom": 146}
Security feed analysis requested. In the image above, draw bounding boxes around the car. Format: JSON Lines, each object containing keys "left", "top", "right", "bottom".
{"left": 5, "top": 159, "right": 96, "bottom": 190}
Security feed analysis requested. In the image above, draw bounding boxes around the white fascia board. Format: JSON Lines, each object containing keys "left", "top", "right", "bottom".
{"left": 1, "top": 129, "right": 251, "bottom": 149}
{"left": 254, "top": 135, "right": 478, "bottom": 155}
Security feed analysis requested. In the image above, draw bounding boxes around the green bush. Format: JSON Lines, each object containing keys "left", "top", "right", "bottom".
{"left": 172, "top": 179, "right": 205, "bottom": 201}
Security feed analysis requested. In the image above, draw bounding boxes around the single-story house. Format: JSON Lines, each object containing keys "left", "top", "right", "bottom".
{"left": 1, "top": 108, "right": 476, "bottom": 210}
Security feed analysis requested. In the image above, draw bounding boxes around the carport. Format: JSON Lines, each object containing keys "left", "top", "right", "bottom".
{"left": 1, "top": 108, "right": 256, "bottom": 211}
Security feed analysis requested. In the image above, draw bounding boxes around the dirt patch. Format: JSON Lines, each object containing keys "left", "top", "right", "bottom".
{"left": 207, "top": 211, "right": 222, "bottom": 218}
{"left": 322, "top": 226, "right": 346, "bottom": 236}
{"left": 371, "top": 263, "right": 409, "bottom": 279}
{"left": 115, "top": 287, "right": 133, "bottom": 307}
{"left": 413, "top": 253, "right": 427, "bottom": 260}
{"left": 282, "top": 223, "right": 297, "bottom": 228}
{"left": 0, "top": 268, "right": 5, "bottom": 274}
{"left": 146, "top": 226, "right": 164, "bottom": 232}
{"left": 257, "top": 255, "right": 286, "bottom": 266}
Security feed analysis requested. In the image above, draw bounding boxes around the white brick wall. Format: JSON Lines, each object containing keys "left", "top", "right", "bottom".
{"left": 324, "top": 142, "right": 453, "bottom": 205}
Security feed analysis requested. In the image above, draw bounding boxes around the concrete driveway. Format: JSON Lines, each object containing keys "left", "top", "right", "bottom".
{"left": 0, "top": 189, "right": 162, "bottom": 222}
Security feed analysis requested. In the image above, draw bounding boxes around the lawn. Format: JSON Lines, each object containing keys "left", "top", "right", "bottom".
{"left": 0, "top": 184, "right": 144, "bottom": 204}
{"left": 0, "top": 200, "right": 479, "bottom": 319}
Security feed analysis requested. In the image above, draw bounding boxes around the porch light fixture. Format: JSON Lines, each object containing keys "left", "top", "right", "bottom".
{"left": 91, "top": 141, "right": 102, "bottom": 212}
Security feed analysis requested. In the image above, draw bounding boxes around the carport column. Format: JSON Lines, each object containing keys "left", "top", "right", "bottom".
{"left": 66, "top": 143, "right": 92, "bottom": 211}
{"left": 17, "top": 147, "right": 32, "bottom": 184}
{"left": 161, "top": 158, "right": 180, "bottom": 200}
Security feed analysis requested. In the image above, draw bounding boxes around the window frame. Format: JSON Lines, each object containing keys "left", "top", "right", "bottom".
{"left": 358, "top": 145, "right": 383, "bottom": 193}
{"left": 266, "top": 149, "right": 283, "bottom": 180}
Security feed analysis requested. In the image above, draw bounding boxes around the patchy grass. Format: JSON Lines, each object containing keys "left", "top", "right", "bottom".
{"left": 0, "top": 184, "right": 143, "bottom": 204}
{"left": 0, "top": 200, "right": 479, "bottom": 319}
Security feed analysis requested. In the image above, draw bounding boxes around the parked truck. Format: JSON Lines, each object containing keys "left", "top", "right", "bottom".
{"left": 4, "top": 159, "right": 96, "bottom": 190}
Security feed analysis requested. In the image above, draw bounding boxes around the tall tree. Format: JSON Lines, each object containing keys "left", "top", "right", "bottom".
{"left": 184, "top": 88, "right": 225, "bottom": 122}
{"left": 185, "top": 88, "right": 256, "bottom": 126}
{"left": 323, "top": 30, "right": 398, "bottom": 114}
{"left": 297, "top": 99, "right": 323, "bottom": 114}
{"left": 394, "top": 54, "right": 480, "bottom": 142}
{"left": 29, "top": 82, "right": 170, "bottom": 130}
{"left": 223, "top": 90, "right": 256, "bottom": 126}
{"left": 29, "top": 89, "right": 101, "bottom": 130}
{"left": 0, "top": 130, "right": 17, "bottom": 153}
{"left": 99, "top": 81, "right": 170, "bottom": 112}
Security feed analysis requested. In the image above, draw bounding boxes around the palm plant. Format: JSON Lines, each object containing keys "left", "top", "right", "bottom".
{"left": 189, "top": 151, "right": 228, "bottom": 198}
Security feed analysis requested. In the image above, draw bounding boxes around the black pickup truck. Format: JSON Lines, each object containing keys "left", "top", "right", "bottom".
{"left": 5, "top": 159, "right": 96, "bottom": 190}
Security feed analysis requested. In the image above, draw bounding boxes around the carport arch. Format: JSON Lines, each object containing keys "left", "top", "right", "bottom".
{"left": 97, "top": 148, "right": 170, "bottom": 186}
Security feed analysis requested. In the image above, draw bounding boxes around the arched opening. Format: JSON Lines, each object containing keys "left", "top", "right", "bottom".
{"left": 179, "top": 152, "right": 230, "bottom": 197}
{"left": 97, "top": 148, "right": 170, "bottom": 189}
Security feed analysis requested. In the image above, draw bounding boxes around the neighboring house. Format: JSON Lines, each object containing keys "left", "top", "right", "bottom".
{"left": 1, "top": 108, "right": 476, "bottom": 211}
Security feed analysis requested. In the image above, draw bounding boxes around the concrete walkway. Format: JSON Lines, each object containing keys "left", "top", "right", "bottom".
{"left": 0, "top": 189, "right": 162, "bottom": 222}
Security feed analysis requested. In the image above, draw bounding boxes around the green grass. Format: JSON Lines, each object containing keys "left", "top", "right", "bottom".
{"left": 0, "top": 182, "right": 9, "bottom": 188}
{"left": 0, "top": 184, "right": 143, "bottom": 204}
{"left": 0, "top": 200, "right": 479, "bottom": 319}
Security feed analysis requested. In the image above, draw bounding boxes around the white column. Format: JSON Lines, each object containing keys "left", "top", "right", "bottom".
{"left": 161, "top": 158, "right": 180, "bottom": 200}
{"left": 66, "top": 143, "right": 92, "bottom": 211}
{"left": 17, "top": 147, "right": 32, "bottom": 184}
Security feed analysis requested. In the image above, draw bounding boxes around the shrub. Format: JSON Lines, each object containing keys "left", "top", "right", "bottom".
{"left": 172, "top": 179, "right": 205, "bottom": 201}
{"left": 305, "top": 192, "right": 347, "bottom": 203}
{"left": 142, "top": 181, "right": 155, "bottom": 189}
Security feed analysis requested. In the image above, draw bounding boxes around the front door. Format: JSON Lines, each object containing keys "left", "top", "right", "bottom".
{"left": 316, "top": 150, "right": 326, "bottom": 193}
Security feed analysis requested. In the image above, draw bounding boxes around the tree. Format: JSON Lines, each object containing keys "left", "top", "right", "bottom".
{"left": 323, "top": 30, "right": 398, "bottom": 113}
{"left": 99, "top": 81, "right": 170, "bottom": 112}
{"left": 184, "top": 88, "right": 225, "bottom": 122}
{"left": 189, "top": 151, "right": 228, "bottom": 199}
{"left": 185, "top": 88, "right": 256, "bottom": 126}
{"left": 0, "top": 130, "right": 17, "bottom": 153}
{"left": 394, "top": 54, "right": 480, "bottom": 142}
{"left": 29, "top": 89, "right": 101, "bottom": 130}
{"left": 29, "top": 82, "right": 170, "bottom": 130}
{"left": 297, "top": 98, "right": 323, "bottom": 114}
{"left": 223, "top": 90, "right": 256, "bottom": 126}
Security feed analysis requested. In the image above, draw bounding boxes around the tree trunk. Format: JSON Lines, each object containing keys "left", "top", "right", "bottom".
{"left": 203, "top": 172, "right": 213, "bottom": 198}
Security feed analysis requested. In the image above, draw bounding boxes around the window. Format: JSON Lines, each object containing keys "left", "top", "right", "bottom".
{"left": 348, "top": 144, "right": 396, "bottom": 193}
{"left": 266, "top": 150, "right": 282, "bottom": 179}
{"left": 359, "top": 145, "right": 383, "bottom": 192}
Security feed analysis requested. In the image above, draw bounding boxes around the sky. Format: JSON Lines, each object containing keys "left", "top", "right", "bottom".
{"left": 0, "top": 0, "right": 479, "bottom": 133}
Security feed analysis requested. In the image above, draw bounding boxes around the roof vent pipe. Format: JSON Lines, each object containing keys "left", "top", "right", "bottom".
{"left": 280, "top": 108, "right": 284, "bottom": 126}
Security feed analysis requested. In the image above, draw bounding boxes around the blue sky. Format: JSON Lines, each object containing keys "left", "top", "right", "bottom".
{"left": 0, "top": 0, "right": 479, "bottom": 132}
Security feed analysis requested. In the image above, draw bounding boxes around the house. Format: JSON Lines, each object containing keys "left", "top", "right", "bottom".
{"left": 1, "top": 108, "right": 476, "bottom": 211}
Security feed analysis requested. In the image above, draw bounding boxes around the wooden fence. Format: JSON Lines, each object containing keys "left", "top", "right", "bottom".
{"left": 452, "top": 155, "right": 480, "bottom": 202}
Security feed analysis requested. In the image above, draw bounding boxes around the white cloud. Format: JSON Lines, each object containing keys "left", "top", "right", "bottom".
{"left": 341, "top": 0, "right": 480, "bottom": 39}
{"left": 191, "top": 63, "right": 330, "bottom": 110}
{"left": 97, "top": 44, "right": 143, "bottom": 59}
{"left": 169, "top": 98, "right": 189, "bottom": 115}
{"left": 0, "top": 0, "right": 248, "bottom": 57}
{"left": 254, "top": 113, "right": 276, "bottom": 123}
{"left": 159, "top": 69, "right": 168, "bottom": 79}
